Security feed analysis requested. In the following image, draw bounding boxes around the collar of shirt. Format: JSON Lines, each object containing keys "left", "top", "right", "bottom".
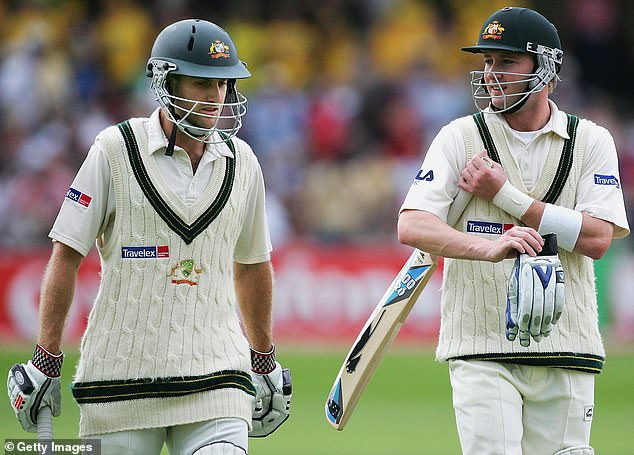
{"left": 484, "top": 100, "right": 570, "bottom": 140}
{"left": 147, "top": 107, "right": 235, "bottom": 161}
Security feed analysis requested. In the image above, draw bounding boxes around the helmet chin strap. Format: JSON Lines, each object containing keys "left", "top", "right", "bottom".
{"left": 489, "top": 72, "right": 536, "bottom": 114}
{"left": 491, "top": 59, "right": 542, "bottom": 115}
{"left": 178, "top": 118, "right": 209, "bottom": 138}
{"left": 490, "top": 92, "right": 530, "bottom": 114}
{"left": 165, "top": 122, "right": 178, "bottom": 156}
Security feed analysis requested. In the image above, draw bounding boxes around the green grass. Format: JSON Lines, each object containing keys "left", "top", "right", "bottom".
{"left": 2, "top": 346, "right": 633, "bottom": 454}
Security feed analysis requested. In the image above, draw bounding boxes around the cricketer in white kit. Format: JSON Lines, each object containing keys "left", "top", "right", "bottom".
{"left": 398, "top": 7, "right": 629, "bottom": 455}
{"left": 7, "top": 19, "right": 291, "bottom": 454}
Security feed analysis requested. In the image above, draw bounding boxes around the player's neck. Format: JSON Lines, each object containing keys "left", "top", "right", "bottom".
{"left": 502, "top": 95, "right": 551, "bottom": 132}
{"left": 175, "top": 132, "right": 205, "bottom": 174}
{"left": 160, "top": 111, "right": 205, "bottom": 173}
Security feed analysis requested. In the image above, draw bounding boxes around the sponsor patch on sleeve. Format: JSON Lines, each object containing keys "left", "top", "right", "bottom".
{"left": 414, "top": 169, "right": 434, "bottom": 183}
{"left": 593, "top": 174, "right": 620, "bottom": 188}
{"left": 66, "top": 187, "right": 93, "bottom": 207}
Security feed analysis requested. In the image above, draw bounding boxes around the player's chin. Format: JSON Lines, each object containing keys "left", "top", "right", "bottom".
{"left": 489, "top": 99, "right": 506, "bottom": 110}
{"left": 490, "top": 95, "right": 518, "bottom": 111}
{"left": 192, "top": 116, "right": 219, "bottom": 130}
{"left": 197, "top": 113, "right": 218, "bottom": 128}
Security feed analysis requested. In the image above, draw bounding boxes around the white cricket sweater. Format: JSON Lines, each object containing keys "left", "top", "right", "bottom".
{"left": 436, "top": 115, "right": 605, "bottom": 372}
{"left": 73, "top": 118, "right": 256, "bottom": 435}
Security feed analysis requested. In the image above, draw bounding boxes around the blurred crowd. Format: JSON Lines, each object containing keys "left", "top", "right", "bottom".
{"left": 1, "top": 0, "right": 633, "bottom": 249}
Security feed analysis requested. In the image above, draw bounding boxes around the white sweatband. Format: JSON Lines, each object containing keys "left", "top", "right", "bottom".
{"left": 538, "top": 203, "right": 583, "bottom": 252}
{"left": 491, "top": 180, "right": 534, "bottom": 220}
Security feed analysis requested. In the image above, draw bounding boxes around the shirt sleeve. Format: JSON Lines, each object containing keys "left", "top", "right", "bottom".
{"left": 233, "top": 154, "right": 273, "bottom": 264}
{"left": 575, "top": 124, "right": 630, "bottom": 239}
{"left": 49, "top": 144, "right": 112, "bottom": 256}
{"left": 400, "top": 123, "right": 467, "bottom": 222}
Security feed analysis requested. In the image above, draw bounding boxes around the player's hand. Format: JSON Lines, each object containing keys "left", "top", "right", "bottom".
{"left": 248, "top": 346, "right": 291, "bottom": 437}
{"left": 459, "top": 150, "right": 507, "bottom": 200}
{"left": 485, "top": 226, "right": 544, "bottom": 262}
{"left": 7, "top": 345, "right": 63, "bottom": 433}
{"left": 506, "top": 234, "right": 565, "bottom": 346}
{"left": 249, "top": 362, "right": 292, "bottom": 437}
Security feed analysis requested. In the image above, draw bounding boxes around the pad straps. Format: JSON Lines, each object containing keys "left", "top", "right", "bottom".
{"left": 472, "top": 112, "right": 579, "bottom": 204}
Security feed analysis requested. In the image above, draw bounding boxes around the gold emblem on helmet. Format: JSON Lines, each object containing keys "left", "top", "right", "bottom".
{"left": 209, "top": 40, "right": 230, "bottom": 59}
{"left": 482, "top": 21, "right": 505, "bottom": 40}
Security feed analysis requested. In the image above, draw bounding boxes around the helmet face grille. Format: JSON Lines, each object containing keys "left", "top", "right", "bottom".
{"left": 148, "top": 61, "right": 248, "bottom": 144}
{"left": 469, "top": 69, "right": 549, "bottom": 114}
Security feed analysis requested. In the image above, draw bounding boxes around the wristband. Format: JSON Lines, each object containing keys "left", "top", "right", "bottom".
{"left": 491, "top": 180, "right": 534, "bottom": 220}
{"left": 538, "top": 203, "right": 582, "bottom": 252}
{"left": 250, "top": 345, "right": 276, "bottom": 374}
{"left": 32, "top": 344, "right": 64, "bottom": 377}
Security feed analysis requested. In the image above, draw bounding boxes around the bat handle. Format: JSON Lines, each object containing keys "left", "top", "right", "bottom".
{"left": 37, "top": 405, "right": 53, "bottom": 442}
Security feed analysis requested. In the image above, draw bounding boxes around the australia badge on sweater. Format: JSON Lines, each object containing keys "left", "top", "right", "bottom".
{"left": 169, "top": 259, "right": 202, "bottom": 286}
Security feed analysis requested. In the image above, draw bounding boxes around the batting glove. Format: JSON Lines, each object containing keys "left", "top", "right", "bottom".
{"left": 506, "top": 233, "right": 565, "bottom": 347}
{"left": 249, "top": 346, "right": 292, "bottom": 437}
{"left": 7, "top": 344, "right": 63, "bottom": 433}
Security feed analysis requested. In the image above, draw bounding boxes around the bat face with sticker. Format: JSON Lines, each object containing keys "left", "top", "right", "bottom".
{"left": 325, "top": 190, "right": 472, "bottom": 430}
{"left": 325, "top": 250, "right": 437, "bottom": 430}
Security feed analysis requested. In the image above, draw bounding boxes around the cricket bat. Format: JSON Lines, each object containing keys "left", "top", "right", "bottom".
{"left": 325, "top": 190, "right": 472, "bottom": 430}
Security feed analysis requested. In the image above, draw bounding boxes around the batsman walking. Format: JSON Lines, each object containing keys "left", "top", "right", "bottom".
{"left": 398, "top": 7, "right": 629, "bottom": 455}
{"left": 7, "top": 19, "right": 291, "bottom": 454}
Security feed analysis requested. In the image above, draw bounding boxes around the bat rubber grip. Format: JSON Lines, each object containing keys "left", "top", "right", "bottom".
{"left": 37, "top": 406, "right": 53, "bottom": 440}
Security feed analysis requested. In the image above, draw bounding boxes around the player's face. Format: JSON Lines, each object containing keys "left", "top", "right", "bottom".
{"left": 482, "top": 51, "right": 535, "bottom": 110}
{"left": 172, "top": 76, "right": 228, "bottom": 128}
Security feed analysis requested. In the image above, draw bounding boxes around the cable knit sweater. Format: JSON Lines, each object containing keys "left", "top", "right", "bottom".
{"left": 72, "top": 118, "right": 256, "bottom": 435}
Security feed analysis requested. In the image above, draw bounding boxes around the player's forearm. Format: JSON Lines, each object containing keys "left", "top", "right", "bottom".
{"left": 234, "top": 261, "right": 274, "bottom": 352}
{"left": 398, "top": 210, "right": 491, "bottom": 260}
{"left": 521, "top": 201, "right": 613, "bottom": 259}
{"left": 38, "top": 242, "right": 83, "bottom": 354}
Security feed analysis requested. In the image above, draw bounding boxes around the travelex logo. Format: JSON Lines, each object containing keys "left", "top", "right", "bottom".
{"left": 66, "top": 187, "right": 92, "bottom": 207}
{"left": 594, "top": 174, "right": 620, "bottom": 188}
{"left": 467, "top": 220, "right": 514, "bottom": 235}
{"left": 121, "top": 245, "right": 170, "bottom": 259}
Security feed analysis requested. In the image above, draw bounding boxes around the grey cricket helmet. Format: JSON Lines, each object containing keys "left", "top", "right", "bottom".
{"left": 147, "top": 19, "right": 251, "bottom": 144}
{"left": 147, "top": 19, "right": 251, "bottom": 80}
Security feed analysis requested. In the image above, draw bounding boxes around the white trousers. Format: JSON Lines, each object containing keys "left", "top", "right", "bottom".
{"left": 87, "top": 417, "right": 248, "bottom": 455}
{"left": 448, "top": 359, "right": 594, "bottom": 455}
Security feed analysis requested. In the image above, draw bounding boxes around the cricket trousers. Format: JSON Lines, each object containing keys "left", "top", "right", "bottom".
{"left": 86, "top": 417, "right": 248, "bottom": 455}
{"left": 448, "top": 359, "right": 595, "bottom": 455}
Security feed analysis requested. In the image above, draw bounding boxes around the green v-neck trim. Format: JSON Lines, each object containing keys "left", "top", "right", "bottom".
{"left": 117, "top": 120, "right": 236, "bottom": 245}
{"left": 472, "top": 112, "right": 578, "bottom": 204}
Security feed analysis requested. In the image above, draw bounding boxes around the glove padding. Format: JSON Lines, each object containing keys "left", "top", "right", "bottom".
{"left": 506, "top": 233, "right": 565, "bottom": 347}
{"left": 249, "top": 362, "right": 292, "bottom": 437}
{"left": 7, "top": 361, "right": 61, "bottom": 433}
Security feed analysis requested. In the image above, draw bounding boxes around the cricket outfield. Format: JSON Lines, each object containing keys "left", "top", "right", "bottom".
{"left": 1, "top": 346, "right": 632, "bottom": 454}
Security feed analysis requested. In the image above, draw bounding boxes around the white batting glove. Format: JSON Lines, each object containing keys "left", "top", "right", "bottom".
{"left": 7, "top": 344, "right": 63, "bottom": 433}
{"left": 506, "top": 234, "right": 565, "bottom": 347}
{"left": 249, "top": 346, "right": 292, "bottom": 437}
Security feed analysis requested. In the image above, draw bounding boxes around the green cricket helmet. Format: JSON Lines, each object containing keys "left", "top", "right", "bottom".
{"left": 146, "top": 19, "right": 251, "bottom": 143}
{"left": 461, "top": 7, "right": 563, "bottom": 113}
